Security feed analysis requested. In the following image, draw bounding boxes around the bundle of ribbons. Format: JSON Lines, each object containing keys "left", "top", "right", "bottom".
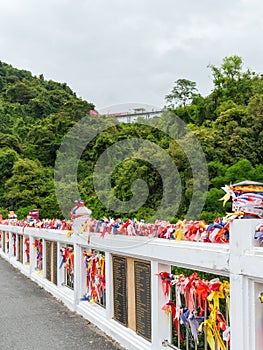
{"left": 0, "top": 212, "right": 233, "bottom": 242}
{"left": 24, "top": 237, "right": 30, "bottom": 263}
{"left": 0, "top": 214, "right": 234, "bottom": 244}
{"left": 255, "top": 223, "right": 263, "bottom": 244}
{"left": 33, "top": 239, "right": 42, "bottom": 271}
{"left": 12, "top": 233, "right": 16, "bottom": 256}
{"left": 78, "top": 217, "right": 232, "bottom": 244}
{"left": 221, "top": 180, "right": 263, "bottom": 218}
{"left": 81, "top": 250, "right": 105, "bottom": 304}
{"left": 157, "top": 272, "right": 230, "bottom": 350}
{"left": 4, "top": 181, "right": 262, "bottom": 244}
{"left": 59, "top": 246, "right": 74, "bottom": 285}
{"left": 0, "top": 217, "right": 72, "bottom": 231}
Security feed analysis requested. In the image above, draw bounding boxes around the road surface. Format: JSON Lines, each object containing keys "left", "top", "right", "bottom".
{"left": 0, "top": 257, "right": 124, "bottom": 350}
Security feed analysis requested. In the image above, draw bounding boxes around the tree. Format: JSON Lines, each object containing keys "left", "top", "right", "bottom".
{"left": 209, "top": 56, "right": 243, "bottom": 95}
{"left": 0, "top": 148, "right": 19, "bottom": 207}
{"left": 0, "top": 132, "right": 21, "bottom": 153}
{"left": 202, "top": 187, "right": 227, "bottom": 214}
{"left": 165, "top": 79, "right": 198, "bottom": 109}
{"left": 4, "top": 158, "right": 53, "bottom": 210}
{"left": 224, "top": 159, "right": 254, "bottom": 183}
{"left": 0, "top": 148, "right": 18, "bottom": 186}
{"left": 5, "top": 81, "right": 36, "bottom": 104}
{"left": 208, "top": 55, "right": 256, "bottom": 104}
{"left": 24, "top": 125, "right": 57, "bottom": 166}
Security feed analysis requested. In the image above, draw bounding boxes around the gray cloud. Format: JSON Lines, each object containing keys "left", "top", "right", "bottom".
{"left": 0, "top": 0, "right": 262, "bottom": 110}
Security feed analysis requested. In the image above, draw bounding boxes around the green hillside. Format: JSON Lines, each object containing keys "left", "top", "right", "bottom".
{"left": 0, "top": 56, "right": 262, "bottom": 221}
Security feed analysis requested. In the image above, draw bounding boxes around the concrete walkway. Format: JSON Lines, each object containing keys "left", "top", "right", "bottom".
{"left": 0, "top": 257, "right": 124, "bottom": 350}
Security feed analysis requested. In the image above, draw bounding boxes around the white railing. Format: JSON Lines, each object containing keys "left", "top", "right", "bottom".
{"left": 0, "top": 219, "right": 263, "bottom": 350}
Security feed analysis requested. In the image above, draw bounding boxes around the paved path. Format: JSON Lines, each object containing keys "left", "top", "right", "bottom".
{"left": 0, "top": 257, "right": 124, "bottom": 350}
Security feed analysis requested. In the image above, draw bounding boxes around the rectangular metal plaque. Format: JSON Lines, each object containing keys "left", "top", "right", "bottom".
{"left": 134, "top": 260, "right": 152, "bottom": 341}
{"left": 45, "top": 240, "right": 51, "bottom": 281}
{"left": 45, "top": 240, "right": 57, "bottom": 284}
{"left": 113, "top": 255, "right": 128, "bottom": 327}
{"left": 52, "top": 242, "right": 57, "bottom": 285}
{"left": 18, "top": 235, "right": 23, "bottom": 263}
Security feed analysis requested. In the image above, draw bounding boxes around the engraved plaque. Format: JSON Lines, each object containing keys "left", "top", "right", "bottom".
{"left": 52, "top": 242, "right": 57, "bottom": 285}
{"left": 134, "top": 260, "right": 152, "bottom": 341}
{"left": 46, "top": 240, "right": 51, "bottom": 281}
{"left": 18, "top": 235, "right": 23, "bottom": 263}
{"left": 45, "top": 240, "right": 57, "bottom": 284}
{"left": 113, "top": 255, "right": 128, "bottom": 327}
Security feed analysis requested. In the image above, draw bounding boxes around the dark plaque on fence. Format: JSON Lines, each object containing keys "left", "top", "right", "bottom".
{"left": 134, "top": 260, "right": 152, "bottom": 341}
{"left": 46, "top": 240, "right": 51, "bottom": 281}
{"left": 52, "top": 242, "right": 57, "bottom": 285}
{"left": 45, "top": 241, "right": 57, "bottom": 284}
{"left": 18, "top": 235, "right": 23, "bottom": 263}
{"left": 113, "top": 255, "right": 128, "bottom": 327}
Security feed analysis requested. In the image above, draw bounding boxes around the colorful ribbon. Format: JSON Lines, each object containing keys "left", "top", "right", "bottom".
{"left": 158, "top": 272, "right": 230, "bottom": 349}
{"left": 82, "top": 250, "right": 106, "bottom": 304}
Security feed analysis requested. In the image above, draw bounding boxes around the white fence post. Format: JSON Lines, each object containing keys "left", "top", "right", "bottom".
{"left": 151, "top": 261, "right": 171, "bottom": 350}
{"left": 230, "top": 219, "right": 262, "bottom": 350}
{"left": 42, "top": 239, "right": 46, "bottom": 278}
{"left": 79, "top": 247, "right": 87, "bottom": 301}
{"left": 29, "top": 233, "right": 34, "bottom": 275}
{"left": 16, "top": 234, "right": 19, "bottom": 261}
{"left": 74, "top": 242, "right": 82, "bottom": 309}
{"left": 57, "top": 242, "right": 64, "bottom": 286}
{"left": 105, "top": 251, "right": 113, "bottom": 319}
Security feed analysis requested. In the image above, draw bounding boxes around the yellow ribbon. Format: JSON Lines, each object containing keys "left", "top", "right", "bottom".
{"left": 214, "top": 325, "right": 226, "bottom": 350}
{"left": 222, "top": 280, "right": 230, "bottom": 317}
{"left": 99, "top": 257, "right": 105, "bottom": 277}
{"left": 234, "top": 185, "right": 263, "bottom": 192}
{"left": 223, "top": 211, "right": 244, "bottom": 221}
{"left": 79, "top": 223, "right": 87, "bottom": 234}
{"left": 203, "top": 281, "right": 229, "bottom": 350}
{"left": 207, "top": 290, "right": 224, "bottom": 311}
{"left": 66, "top": 230, "right": 74, "bottom": 239}
{"left": 199, "top": 319, "right": 215, "bottom": 350}
{"left": 174, "top": 220, "right": 185, "bottom": 241}
{"left": 199, "top": 316, "right": 226, "bottom": 350}
{"left": 220, "top": 193, "right": 231, "bottom": 206}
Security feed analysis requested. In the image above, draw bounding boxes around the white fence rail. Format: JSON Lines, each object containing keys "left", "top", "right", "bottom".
{"left": 0, "top": 219, "right": 263, "bottom": 350}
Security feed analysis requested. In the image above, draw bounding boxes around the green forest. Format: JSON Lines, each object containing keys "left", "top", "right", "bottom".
{"left": 0, "top": 56, "right": 262, "bottom": 221}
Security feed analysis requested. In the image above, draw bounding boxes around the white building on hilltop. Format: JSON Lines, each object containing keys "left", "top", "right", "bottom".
{"left": 99, "top": 103, "right": 163, "bottom": 123}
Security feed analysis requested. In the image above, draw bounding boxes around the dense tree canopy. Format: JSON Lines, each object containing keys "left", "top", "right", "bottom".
{"left": 0, "top": 57, "right": 262, "bottom": 222}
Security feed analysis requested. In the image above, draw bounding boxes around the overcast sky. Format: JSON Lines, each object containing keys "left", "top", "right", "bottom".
{"left": 0, "top": 0, "right": 262, "bottom": 111}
